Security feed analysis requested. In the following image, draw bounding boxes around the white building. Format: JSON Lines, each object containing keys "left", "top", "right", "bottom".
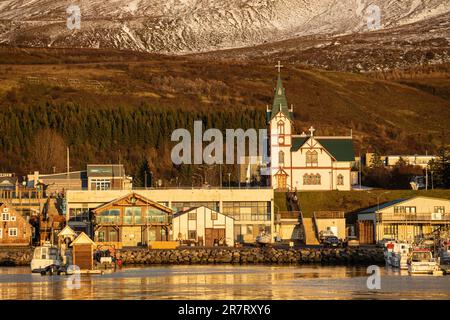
{"left": 267, "top": 66, "right": 355, "bottom": 191}
{"left": 173, "top": 206, "right": 234, "bottom": 246}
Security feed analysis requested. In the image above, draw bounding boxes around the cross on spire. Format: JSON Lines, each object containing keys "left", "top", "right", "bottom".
{"left": 275, "top": 60, "right": 283, "bottom": 74}
{"left": 309, "top": 126, "right": 315, "bottom": 137}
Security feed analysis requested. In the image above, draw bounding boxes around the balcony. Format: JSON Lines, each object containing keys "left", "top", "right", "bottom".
{"left": 275, "top": 211, "right": 301, "bottom": 223}
{"left": 313, "top": 211, "right": 345, "bottom": 219}
{"left": 381, "top": 212, "right": 450, "bottom": 222}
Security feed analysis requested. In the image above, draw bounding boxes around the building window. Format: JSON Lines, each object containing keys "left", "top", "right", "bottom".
{"left": 394, "top": 206, "right": 417, "bottom": 214}
{"left": 2, "top": 213, "right": 9, "bottom": 221}
{"left": 278, "top": 151, "right": 285, "bottom": 165}
{"left": 303, "top": 174, "right": 321, "bottom": 185}
{"left": 0, "top": 229, "right": 2, "bottom": 238}
{"left": 337, "top": 174, "right": 344, "bottom": 186}
{"left": 188, "top": 211, "right": 197, "bottom": 220}
{"left": 145, "top": 208, "right": 167, "bottom": 223}
{"left": 277, "top": 121, "right": 285, "bottom": 135}
{"left": 109, "top": 230, "right": 118, "bottom": 242}
{"left": 188, "top": 230, "right": 197, "bottom": 240}
{"left": 211, "top": 211, "right": 218, "bottom": 220}
{"left": 98, "top": 231, "right": 105, "bottom": 242}
{"left": 10, "top": 215, "right": 16, "bottom": 221}
{"left": 8, "top": 228, "right": 17, "bottom": 237}
{"left": 222, "top": 202, "right": 271, "bottom": 221}
{"left": 97, "top": 209, "right": 120, "bottom": 224}
{"left": 124, "top": 207, "right": 141, "bottom": 224}
{"left": 91, "top": 179, "right": 111, "bottom": 190}
{"left": 306, "top": 150, "right": 318, "bottom": 166}
{"left": 434, "top": 206, "right": 445, "bottom": 214}
{"left": 383, "top": 225, "right": 398, "bottom": 238}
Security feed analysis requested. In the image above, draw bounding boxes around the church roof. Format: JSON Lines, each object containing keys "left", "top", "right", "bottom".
{"left": 291, "top": 137, "right": 355, "bottom": 161}
{"left": 267, "top": 74, "right": 293, "bottom": 122}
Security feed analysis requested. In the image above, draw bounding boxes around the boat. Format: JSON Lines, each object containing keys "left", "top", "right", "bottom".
{"left": 390, "top": 243, "right": 411, "bottom": 270}
{"left": 438, "top": 241, "right": 450, "bottom": 274}
{"left": 30, "top": 244, "right": 63, "bottom": 274}
{"left": 256, "top": 232, "right": 271, "bottom": 246}
{"left": 408, "top": 248, "right": 438, "bottom": 275}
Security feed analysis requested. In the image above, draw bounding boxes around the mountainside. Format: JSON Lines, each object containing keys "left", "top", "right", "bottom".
{"left": 0, "top": 47, "right": 449, "bottom": 178}
{"left": 0, "top": 0, "right": 449, "bottom": 57}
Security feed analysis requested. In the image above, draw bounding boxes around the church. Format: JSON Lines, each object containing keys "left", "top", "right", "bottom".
{"left": 267, "top": 62, "right": 355, "bottom": 191}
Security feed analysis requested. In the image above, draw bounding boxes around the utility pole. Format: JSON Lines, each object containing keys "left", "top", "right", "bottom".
{"left": 425, "top": 150, "right": 428, "bottom": 190}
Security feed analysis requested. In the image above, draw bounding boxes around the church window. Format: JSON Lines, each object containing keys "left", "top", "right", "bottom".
{"left": 337, "top": 174, "right": 344, "bottom": 186}
{"left": 277, "top": 121, "right": 285, "bottom": 135}
{"left": 278, "top": 151, "right": 285, "bottom": 165}
{"left": 314, "top": 174, "right": 321, "bottom": 185}
{"left": 306, "top": 150, "right": 318, "bottom": 166}
{"left": 303, "top": 174, "right": 321, "bottom": 185}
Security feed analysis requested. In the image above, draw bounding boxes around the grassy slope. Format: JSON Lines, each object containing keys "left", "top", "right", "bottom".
{"left": 275, "top": 190, "right": 450, "bottom": 218}
{"left": 0, "top": 46, "right": 449, "bottom": 174}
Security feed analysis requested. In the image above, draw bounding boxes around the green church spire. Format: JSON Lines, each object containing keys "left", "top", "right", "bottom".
{"left": 267, "top": 61, "right": 293, "bottom": 122}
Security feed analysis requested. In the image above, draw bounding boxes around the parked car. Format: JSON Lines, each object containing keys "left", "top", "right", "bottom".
{"left": 377, "top": 237, "right": 396, "bottom": 248}
{"left": 322, "top": 236, "right": 341, "bottom": 248}
{"left": 343, "top": 236, "right": 360, "bottom": 247}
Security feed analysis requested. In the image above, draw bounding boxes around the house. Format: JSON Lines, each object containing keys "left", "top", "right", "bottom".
{"left": 357, "top": 196, "right": 450, "bottom": 243}
{"left": 91, "top": 192, "right": 173, "bottom": 247}
{"left": 66, "top": 188, "right": 274, "bottom": 243}
{"left": 0, "top": 173, "right": 19, "bottom": 197}
{"left": 27, "top": 164, "right": 132, "bottom": 195}
{"left": 70, "top": 232, "right": 95, "bottom": 270}
{"left": 39, "top": 198, "right": 66, "bottom": 245}
{"left": 0, "top": 203, "right": 32, "bottom": 246}
{"left": 173, "top": 206, "right": 234, "bottom": 246}
{"left": 267, "top": 66, "right": 355, "bottom": 191}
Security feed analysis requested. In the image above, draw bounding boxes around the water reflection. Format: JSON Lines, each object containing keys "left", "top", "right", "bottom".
{"left": 0, "top": 265, "right": 449, "bottom": 300}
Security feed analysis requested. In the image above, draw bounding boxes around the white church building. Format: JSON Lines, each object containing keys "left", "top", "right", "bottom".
{"left": 267, "top": 63, "right": 355, "bottom": 191}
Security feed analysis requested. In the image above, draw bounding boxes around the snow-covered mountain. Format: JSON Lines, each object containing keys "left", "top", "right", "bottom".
{"left": 0, "top": 0, "right": 449, "bottom": 54}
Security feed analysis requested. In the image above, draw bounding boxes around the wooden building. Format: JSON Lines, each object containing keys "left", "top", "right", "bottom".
{"left": 39, "top": 198, "right": 66, "bottom": 245}
{"left": 71, "top": 232, "right": 95, "bottom": 270}
{"left": 173, "top": 206, "right": 234, "bottom": 246}
{"left": 0, "top": 203, "right": 32, "bottom": 246}
{"left": 92, "top": 192, "right": 173, "bottom": 247}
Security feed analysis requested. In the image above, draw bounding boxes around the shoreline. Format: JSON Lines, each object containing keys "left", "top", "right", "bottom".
{"left": 0, "top": 246, "right": 384, "bottom": 267}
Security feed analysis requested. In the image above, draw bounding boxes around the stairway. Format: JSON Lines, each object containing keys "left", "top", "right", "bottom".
{"left": 302, "top": 218, "right": 320, "bottom": 245}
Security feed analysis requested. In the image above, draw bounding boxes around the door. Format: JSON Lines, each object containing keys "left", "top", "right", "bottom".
{"left": 205, "top": 228, "right": 226, "bottom": 246}
{"left": 277, "top": 174, "right": 287, "bottom": 189}
{"left": 73, "top": 244, "right": 92, "bottom": 270}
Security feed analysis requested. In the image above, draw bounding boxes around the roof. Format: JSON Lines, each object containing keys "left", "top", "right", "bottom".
{"left": 87, "top": 164, "right": 125, "bottom": 177}
{"left": 267, "top": 74, "right": 293, "bottom": 121}
{"left": 70, "top": 232, "right": 95, "bottom": 246}
{"left": 92, "top": 192, "right": 172, "bottom": 214}
{"left": 357, "top": 199, "right": 408, "bottom": 214}
{"left": 173, "top": 205, "right": 234, "bottom": 220}
{"left": 291, "top": 137, "right": 355, "bottom": 161}
{"left": 58, "top": 225, "right": 77, "bottom": 238}
{"left": 38, "top": 171, "right": 87, "bottom": 180}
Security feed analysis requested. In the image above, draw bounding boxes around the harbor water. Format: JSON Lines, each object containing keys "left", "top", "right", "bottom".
{"left": 0, "top": 265, "right": 449, "bottom": 300}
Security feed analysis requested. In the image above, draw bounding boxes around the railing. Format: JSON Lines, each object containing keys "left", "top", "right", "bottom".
{"left": 381, "top": 213, "right": 450, "bottom": 222}
{"left": 313, "top": 211, "right": 345, "bottom": 219}
{"left": 275, "top": 211, "right": 302, "bottom": 222}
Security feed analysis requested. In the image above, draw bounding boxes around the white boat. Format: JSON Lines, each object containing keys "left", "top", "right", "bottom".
{"left": 256, "top": 232, "right": 271, "bottom": 245}
{"left": 31, "top": 244, "right": 62, "bottom": 273}
{"left": 408, "top": 248, "right": 438, "bottom": 275}
{"left": 390, "top": 243, "right": 411, "bottom": 270}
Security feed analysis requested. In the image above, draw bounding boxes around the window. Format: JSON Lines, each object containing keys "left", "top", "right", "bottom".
{"left": 98, "top": 231, "right": 105, "bottom": 242}
{"left": 277, "top": 121, "right": 285, "bottom": 135}
{"left": 2, "top": 213, "right": 9, "bottom": 221}
{"left": 434, "top": 206, "right": 445, "bottom": 214}
{"left": 188, "top": 211, "right": 197, "bottom": 220}
{"left": 8, "top": 228, "right": 17, "bottom": 237}
{"left": 91, "top": 179, "right": 111, "bottom": 190}
{"left": 222, "top": 202, "right": 271, "bottom": 221}
{"left": 306, "top": 150, "right": 318, "bottom": 166}
{"left": 145, "top": 208, "right": 167, "bottom": 223}
{"left": 124, "top": 207, "right": 141, "bottom": 224}
{"left": 337, "top": 174, "right": 344, "bottom": 186}
{"left": 188, "top": 230, "right": 197, "bottom": 239}
{"left": 109, "top": 230, "right": 118, "bottom": 242}
{"left": 10, "top": 216, "right": 16, "bottom": 221}
{"left": 97, "top": 209, "right": 120, "bottom": 224}
{"left": 278, "top": 150, "right": 285, "bottom": 165}
{"left": 303, "top": 173, "right": 321, "bottom": 185}
{"left": 394, "top": 206, "right": 416, "bottom": 214}
{"left": 0, "top": 229, "right": 2, "bottom": 238}
{"left": 211, "top": 211, "right": 218, "bottom": 220}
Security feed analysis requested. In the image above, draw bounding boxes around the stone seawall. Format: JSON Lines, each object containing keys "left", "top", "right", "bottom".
{"left": 0, "top": 246, "right": 385, "bottom": 267}
{"left": 115, "top": 247, "right": 384, "bottom": 265}
{"left": 0, "top": 247, "right": 34, "bottom": 266}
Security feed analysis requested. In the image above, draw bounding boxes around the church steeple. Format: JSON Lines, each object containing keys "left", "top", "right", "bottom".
{"left": 267, "top": 61, "right": 293, "bottom": 122}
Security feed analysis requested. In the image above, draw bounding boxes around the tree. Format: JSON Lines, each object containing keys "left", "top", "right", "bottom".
{"left": 429, "top": 146, "right": 450, "bottom": 188}
{"left": 31, "top": 129, "right": 67, "bottom": 173}
{"left": 134, "top": 158, "right": 151, "bottom": 188}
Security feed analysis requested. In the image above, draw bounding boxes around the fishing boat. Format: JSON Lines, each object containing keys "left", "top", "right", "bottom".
{"left": 390, "top": 243, "right": 411, "bottom": 270}
{"left": 256, "top": 231, "right": 271, "bottom": 246}
{"left": 30, "top": 244, "right": 63, "bottom": 274}
{"left": 408, "top": 248, "right": 438, "bottom": 275}
{"left": 438, "top": 241, "right": 450, "bottom": 274}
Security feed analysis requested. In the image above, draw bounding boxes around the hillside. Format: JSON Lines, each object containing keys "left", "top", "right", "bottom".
{"left": 0, "top": 47, "right": 449, "bottom": 180}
